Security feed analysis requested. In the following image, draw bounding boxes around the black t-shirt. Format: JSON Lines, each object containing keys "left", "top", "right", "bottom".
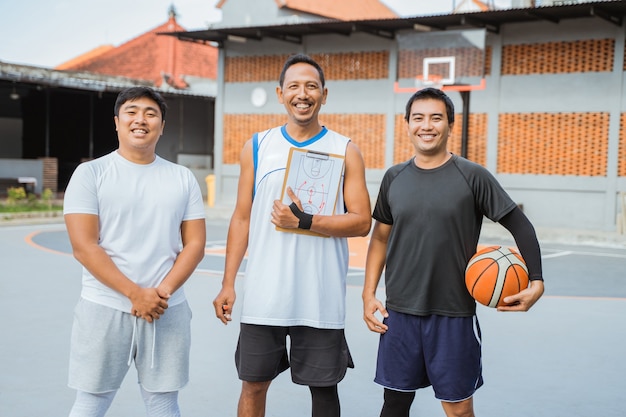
{"left": 373, "top": 154, "right": 517, "bottom": 317}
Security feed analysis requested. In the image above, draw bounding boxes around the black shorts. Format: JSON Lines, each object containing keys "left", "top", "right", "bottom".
{"left": 235, "top": 323, "right": 354, "bottom": 386}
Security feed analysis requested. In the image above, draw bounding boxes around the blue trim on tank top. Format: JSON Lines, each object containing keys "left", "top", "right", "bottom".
{"left": 252, "top": 132, "right": 259, "bottom": 199}
{"left": 280, "top": 124, "right": 328, "bottom": 147}
{"left": 253, "top": 126, "right": 328, "bottom": 199}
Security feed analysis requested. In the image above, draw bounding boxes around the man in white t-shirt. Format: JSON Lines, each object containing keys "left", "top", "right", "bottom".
{"left": 63, "top": 87, "right": 206, "bottom": 417}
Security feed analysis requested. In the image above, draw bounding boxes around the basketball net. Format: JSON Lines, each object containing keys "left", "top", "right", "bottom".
{"left": 414, "top": 75, "right": 444, "bottom": 91}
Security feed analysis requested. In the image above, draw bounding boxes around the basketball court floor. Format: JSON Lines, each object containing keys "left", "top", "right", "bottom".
{"left": 1, "top": 219, "right": 625, "bottom": 416}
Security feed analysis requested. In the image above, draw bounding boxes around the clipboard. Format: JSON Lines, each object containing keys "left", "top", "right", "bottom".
{"left": 276, "top": 147, "right": 345, "bottom": 236}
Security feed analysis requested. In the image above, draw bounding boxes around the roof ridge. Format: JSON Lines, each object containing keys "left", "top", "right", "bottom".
{"left": 54, "top": 14, "right": 217, "bottom": 88}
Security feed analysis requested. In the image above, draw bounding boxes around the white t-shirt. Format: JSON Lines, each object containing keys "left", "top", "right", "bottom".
{"left": 63, "top": 151, "right": 206, "bottom": 312}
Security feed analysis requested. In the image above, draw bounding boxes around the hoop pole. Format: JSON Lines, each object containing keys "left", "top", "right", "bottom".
{"left": 460, "top": 91, "right": 470, "bottom": 159}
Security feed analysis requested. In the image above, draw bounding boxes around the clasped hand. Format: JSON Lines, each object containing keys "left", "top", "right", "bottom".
{"left": 130, "top": 287, "right": 170, "bottom": 323}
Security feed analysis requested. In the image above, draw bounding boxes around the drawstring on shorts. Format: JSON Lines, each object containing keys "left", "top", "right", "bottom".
{"left": 151, "top": 321, "right": 156, "bottom": 369}
{"left": 127, "top": 316, "right": 137, "bottom": 366}
{"left": 127, "top": 315, "right": 157, "bottom": 369}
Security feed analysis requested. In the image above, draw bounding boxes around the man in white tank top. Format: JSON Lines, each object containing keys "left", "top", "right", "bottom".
{"left": 213, "top": 54, "right": 372, "bottom": 417}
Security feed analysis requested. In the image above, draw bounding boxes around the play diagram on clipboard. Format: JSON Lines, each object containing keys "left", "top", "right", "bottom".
{"left": 277, "top": 147, "right": 345, "bottom": 235}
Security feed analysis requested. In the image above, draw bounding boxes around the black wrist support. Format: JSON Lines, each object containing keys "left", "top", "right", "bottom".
{"left": 289, "top": 202, "right": 313, "bottom": 230}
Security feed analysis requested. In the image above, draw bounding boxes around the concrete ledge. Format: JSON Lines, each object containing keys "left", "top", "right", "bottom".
{"left": 0, "top": 210, "right": 64, "bottom": 226}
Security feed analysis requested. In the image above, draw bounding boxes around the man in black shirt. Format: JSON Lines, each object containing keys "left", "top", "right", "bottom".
{"left": 362, "top": 88, "right": 544, "bottom": 417}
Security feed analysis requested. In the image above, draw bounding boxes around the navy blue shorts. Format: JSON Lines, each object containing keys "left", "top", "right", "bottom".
{"left": 374, "top": 310, "right": 483, "bottom": 402}
{"left": 235, "top": 324, "right": 354, "bottom": 387}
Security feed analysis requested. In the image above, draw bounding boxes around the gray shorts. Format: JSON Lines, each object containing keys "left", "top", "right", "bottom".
{"left": 68, "top": 298, "right": 191, "bottom": 393}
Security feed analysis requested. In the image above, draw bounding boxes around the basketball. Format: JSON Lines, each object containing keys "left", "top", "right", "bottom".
{"left": 465, "top": 246, "right": 529, "bottom": 308}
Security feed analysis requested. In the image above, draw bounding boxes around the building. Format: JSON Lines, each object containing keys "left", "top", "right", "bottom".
{"left": 0, "top": 7, "right": 217, "bottom": 196}
{"left": 215, "top": 0, "right": 397, "bottom": 27}
{"left": 56, "top": 6, "right": 218, "bottom": 97}
{"left": 175, "top": 0, "right": 626, "bottom": 231}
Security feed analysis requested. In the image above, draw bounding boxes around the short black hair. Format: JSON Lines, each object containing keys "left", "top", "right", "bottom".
{"left": 404, "top": 87, "right": 455, "bottom": 124}
{"left": 114, "top": 87, "right": 168, "bottom": 121}
{"left": 278, "top": 54, "right": 326, "bottom": 88}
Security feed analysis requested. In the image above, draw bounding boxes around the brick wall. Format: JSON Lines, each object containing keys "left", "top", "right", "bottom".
{"left": 320, "top": 114, "right": 386, "bottom": 169}
{"left": 222, "top": 114, "right": 287, "bottom": 164}
{"left": 313, "top": 52, "right": 389, "bottom": 80}
{"left": 222, "top": 42, "right": 624, "bottom": 177}
{"left": 222, "top": 113, "right": 386, "bottom": 169}
{"left": 393, "top": 113, "right": 487, "bottom": 166}
{"left": 618, "top": 114, "right": 626, "bottom": 177}
{"left": 398, "top": 47, "right": 486, "bottom": 79}
{"left": 225, "top": 55, "right": 290, "bottom": 83}
{"left": 225, "top": 51, "right": 389, "bottom": 83}
{"left": 501, "top": 39, "right": 614, "bottom": 74}
{"left": 498, "top": 113, "right": 609, "bottom": 176}
{"left": 39, "top": 157, "right": 58, "bottom": 193}
{"left": 498, "top": 39, "right": 615, "bottom": 176}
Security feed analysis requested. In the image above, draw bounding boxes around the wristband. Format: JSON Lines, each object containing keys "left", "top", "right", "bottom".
{"left": 289, "top": 202, "right": 313, "bottom": 230}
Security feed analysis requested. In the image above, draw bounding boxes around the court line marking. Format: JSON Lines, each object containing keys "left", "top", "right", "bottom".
{"left": 23, "top": 232, "right": 626, "bottom": 303}
{"left": 543, "top": 251, "right": 573, "bottom": 259}
{"left": 168, "top": 258, "right": 626, "bottom": 301}
{"left": 24, "top": 230, "right": 73, "bottom": 257}
{"left": 542, "top": 249, "right": 626, "bottom": 259}
{"left": 562, "top": 250, "right": 626, "bottom": 259}
{"left": 543, "top": 295, "right": 626, "bottom": 301}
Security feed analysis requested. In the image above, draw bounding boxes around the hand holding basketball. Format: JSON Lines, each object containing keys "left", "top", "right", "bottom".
{"left": 465, "top": 246, "right": 529, "bottom": 308}
{"left": 497, "top": 279, "right": 544, "bottom": 312}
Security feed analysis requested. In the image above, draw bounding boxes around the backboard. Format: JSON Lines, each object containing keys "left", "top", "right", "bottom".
{"left": 394, "top": 28, "right": 486, "bottom": 93}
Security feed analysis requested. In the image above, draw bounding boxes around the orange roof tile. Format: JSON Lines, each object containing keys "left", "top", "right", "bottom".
{"left": 279, "top": 0, "right": 397, "bottom": 20}
{"left": 55, "top": 45, "right": 115, "bottom": 70}
{"left": 217, "top": 0, "right": 397, "bottom": 20}
{"left": 56, "top": 14, "right": 217, "bottom": 89}
{"left": 454, "top": 0, "right": 491, "bottom": 13}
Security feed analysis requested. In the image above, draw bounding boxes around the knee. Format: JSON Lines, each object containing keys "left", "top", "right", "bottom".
{"left": 380, "top": 389, "right": 415, "bottom": 417}
{"left": 446, "top": 410, "right": 474, "bottom": 417}
{"left": 309, "top": 385, "right": 339, "bottom": 402}
{"left": 241, "top": 380, "right": 271, "bottom": 397}
{"left": 383, "top": 388, "right": 415, "bottom": 406}
{"left": 441, "top": 398, "right": 474, "bottom": 417}
{"left": 310, "top": 385, "right": 340, "bottom": 417}
{"left": 140, "top": 389, "right": 180, "bottom": 417}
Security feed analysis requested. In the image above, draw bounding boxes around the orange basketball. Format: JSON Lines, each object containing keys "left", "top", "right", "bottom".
{"left": 465, "top": 246, "right": 529, "bottom": 308}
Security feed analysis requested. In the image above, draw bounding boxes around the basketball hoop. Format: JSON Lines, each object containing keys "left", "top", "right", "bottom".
{"left": 394, "top": 30, "right": 487, "bottom": 94}
{"left": 414, "top": 75, "right": 444, "bottom": 91}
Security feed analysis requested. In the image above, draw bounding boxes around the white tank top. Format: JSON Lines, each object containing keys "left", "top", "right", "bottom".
{"left": 242, "top": 125, "right": 350, "bottom": 329}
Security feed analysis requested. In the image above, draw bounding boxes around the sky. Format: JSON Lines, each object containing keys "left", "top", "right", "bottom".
{"left": 0, "top": 0, "right": 507, "bottom": 69}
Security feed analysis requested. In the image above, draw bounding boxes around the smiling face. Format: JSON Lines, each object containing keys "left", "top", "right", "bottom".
{"left": 406, "top": 98, "right": 454, "bottom": 162}
{"left": 276, "top": 62, "right": 327, "bottom": 130}
{"left": 114, "top": 97, "right": 165, "bottom": 163}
